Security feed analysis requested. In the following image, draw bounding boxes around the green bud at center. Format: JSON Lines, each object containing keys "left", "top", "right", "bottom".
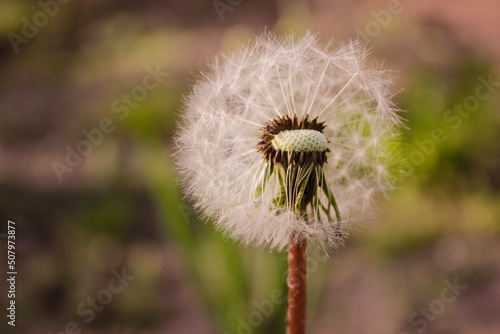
{"left": 271, "top": 129, "right": 327, "bottom": 152}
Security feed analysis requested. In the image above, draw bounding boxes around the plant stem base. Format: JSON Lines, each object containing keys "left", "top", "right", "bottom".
{"left": 287, "top": 234, "right": 307, "bottom": 334}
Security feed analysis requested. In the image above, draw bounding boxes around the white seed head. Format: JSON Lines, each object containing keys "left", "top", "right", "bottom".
{"left": 174, "top": 31, "right": 403, "bottom": 251}
{"left": 272, "top": 130, "right": 327, "bottom": 152}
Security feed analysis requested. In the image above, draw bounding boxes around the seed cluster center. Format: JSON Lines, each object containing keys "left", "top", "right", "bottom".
{"left": 272, "top": 129, "right": 328, "bottom": 153}
{"left": 258, "top": 114, "right": 330, "bottom": 166}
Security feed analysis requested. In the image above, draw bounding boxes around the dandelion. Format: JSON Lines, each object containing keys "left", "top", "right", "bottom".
{"left": 174, "top": 31, "right": 402, "bottom": 334}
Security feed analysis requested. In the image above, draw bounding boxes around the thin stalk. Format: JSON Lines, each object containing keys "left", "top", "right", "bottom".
{"left": 287, "top": 232, "right": 307, "bottom": 334}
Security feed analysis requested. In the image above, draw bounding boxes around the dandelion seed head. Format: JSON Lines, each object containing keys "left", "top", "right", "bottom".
{"left": 174, "top": 31, "right": 403, "bottom": 251}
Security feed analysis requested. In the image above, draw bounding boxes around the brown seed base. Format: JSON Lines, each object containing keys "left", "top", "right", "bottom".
{"left": 257, "top": 114, "right": 330, "bottom": 167}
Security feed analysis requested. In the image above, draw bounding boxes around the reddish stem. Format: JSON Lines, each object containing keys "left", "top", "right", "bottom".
{"left": 287, "top": 234, "right": 307, "bottom": 334}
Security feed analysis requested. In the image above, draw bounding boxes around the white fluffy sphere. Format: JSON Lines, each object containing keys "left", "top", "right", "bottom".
{"left": 175, "top": 31, "right": 402, "bottom": 251}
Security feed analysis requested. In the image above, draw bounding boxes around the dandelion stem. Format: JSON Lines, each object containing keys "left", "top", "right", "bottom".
{"left": 287, "top": 232, "right": 307, "bottom": 334}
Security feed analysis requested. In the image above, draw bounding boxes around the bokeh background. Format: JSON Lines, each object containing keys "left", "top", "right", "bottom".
{"left": 1, "top": 0, "right": 500, "bottom": 333}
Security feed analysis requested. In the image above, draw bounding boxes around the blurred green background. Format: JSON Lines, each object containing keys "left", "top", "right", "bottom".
{"left": 1, "top": 0, "right": 499, "bottom": 333}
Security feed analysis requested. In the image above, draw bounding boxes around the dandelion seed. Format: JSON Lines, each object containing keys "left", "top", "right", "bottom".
{"left": 175, "top": 31, "right": 402, "bottom": 251}
{"left": 176, "top": 30, "right": 407, "bottom": 331}
{"left": 174, "top": 33, "right": 403, "bottom": 333}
